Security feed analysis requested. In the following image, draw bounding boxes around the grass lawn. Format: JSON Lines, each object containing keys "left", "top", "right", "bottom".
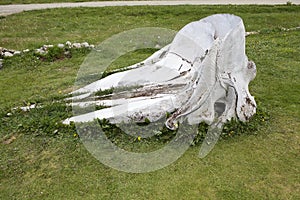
{"left": 0, "top": 5, "right": 299, "bottom": 200}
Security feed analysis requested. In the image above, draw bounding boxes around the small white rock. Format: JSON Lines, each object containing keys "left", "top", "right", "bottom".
{"left": 81, "top": 42, "right": 89, "bottom": 48}
{"left": 4, "top": 52, "right": 13, "bottom": 57}
{"left": 72, "top": 43, "right": 81, "bottom": 48}
{"left": 0, "top": 47, "right": 7, "bottom": 53}
{"left": 14, "top": 51, "right": 21, "bottom": 55}
{"left": 36, "top": 49, "right": 46, "bottom": 55}
{"left": 42, "top": 44, "right": 53, "bottom": 50}
{"left": 66, "top": 41, "right": 72, "bottom": 47}
{"left": 23, "top": 49, "right": 30, "bottom": 53}
{"left": 20, "top": 104, "right": 36, "bottom": 111}
{"left": 0, "top": 59, "right": 3, "bottom": 69}
{"left": 89, "top": 44, "right": 95, "bottom": 48}
{"left": 57, "top": 43, "right": 64, "bottom": 48}
{"left": 6, "top": 112, "right": 12, "bottom": 116}
{"left": 245, "top": 31, "right": 259, "bottom": 36}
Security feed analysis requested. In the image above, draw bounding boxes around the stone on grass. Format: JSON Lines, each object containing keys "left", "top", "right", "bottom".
{"left": 72, "top": 43, "right": 81, "bottom": 48}
{"left": 0, "top": 59, "right": 3, "bottom": 69}
{"left": 13, "top": 51, "right": 21, "bottom": 55}
{"left": 4, "top": 51, "right": 13, "bottom": 57}
{"left": 57, "top": 43, "right": 65, "bottom": 48}
{"left": 66, "top": 41, "right": 72, "bottom": 48}
{"left": 35, "top": 49, "right": 46, "bottom": 55}
{"left": 81, "top": 42, "right": 89, "bottom": 48}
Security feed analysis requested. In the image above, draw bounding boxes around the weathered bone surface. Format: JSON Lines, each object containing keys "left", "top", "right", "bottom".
{"left": 64, "top": 14, "right": 257, "bottom": 133}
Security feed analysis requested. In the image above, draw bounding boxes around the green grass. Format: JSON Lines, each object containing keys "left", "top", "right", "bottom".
{"left": 1, "top": 5, "right": 300, "bottom": 50}
{"left": 0, "top": 5, "right": 299, "bottom": 200}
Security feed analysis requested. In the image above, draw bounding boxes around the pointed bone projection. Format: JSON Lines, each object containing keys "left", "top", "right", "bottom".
{"left": 64, "top": 14, "right": 257, "bottom": 134}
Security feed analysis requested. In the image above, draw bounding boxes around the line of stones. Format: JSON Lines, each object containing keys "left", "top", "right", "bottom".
{"left": 0, "top": 41, "right": 95, "bottom": 69}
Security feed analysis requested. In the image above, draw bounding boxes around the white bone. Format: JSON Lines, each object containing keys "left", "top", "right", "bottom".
{"left": 64, "top": 14, "right": 257, "bottom": 131}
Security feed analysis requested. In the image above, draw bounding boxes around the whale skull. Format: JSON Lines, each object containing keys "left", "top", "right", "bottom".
{"left": 64, "top": 14, "right": 257, "bottom": 157}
